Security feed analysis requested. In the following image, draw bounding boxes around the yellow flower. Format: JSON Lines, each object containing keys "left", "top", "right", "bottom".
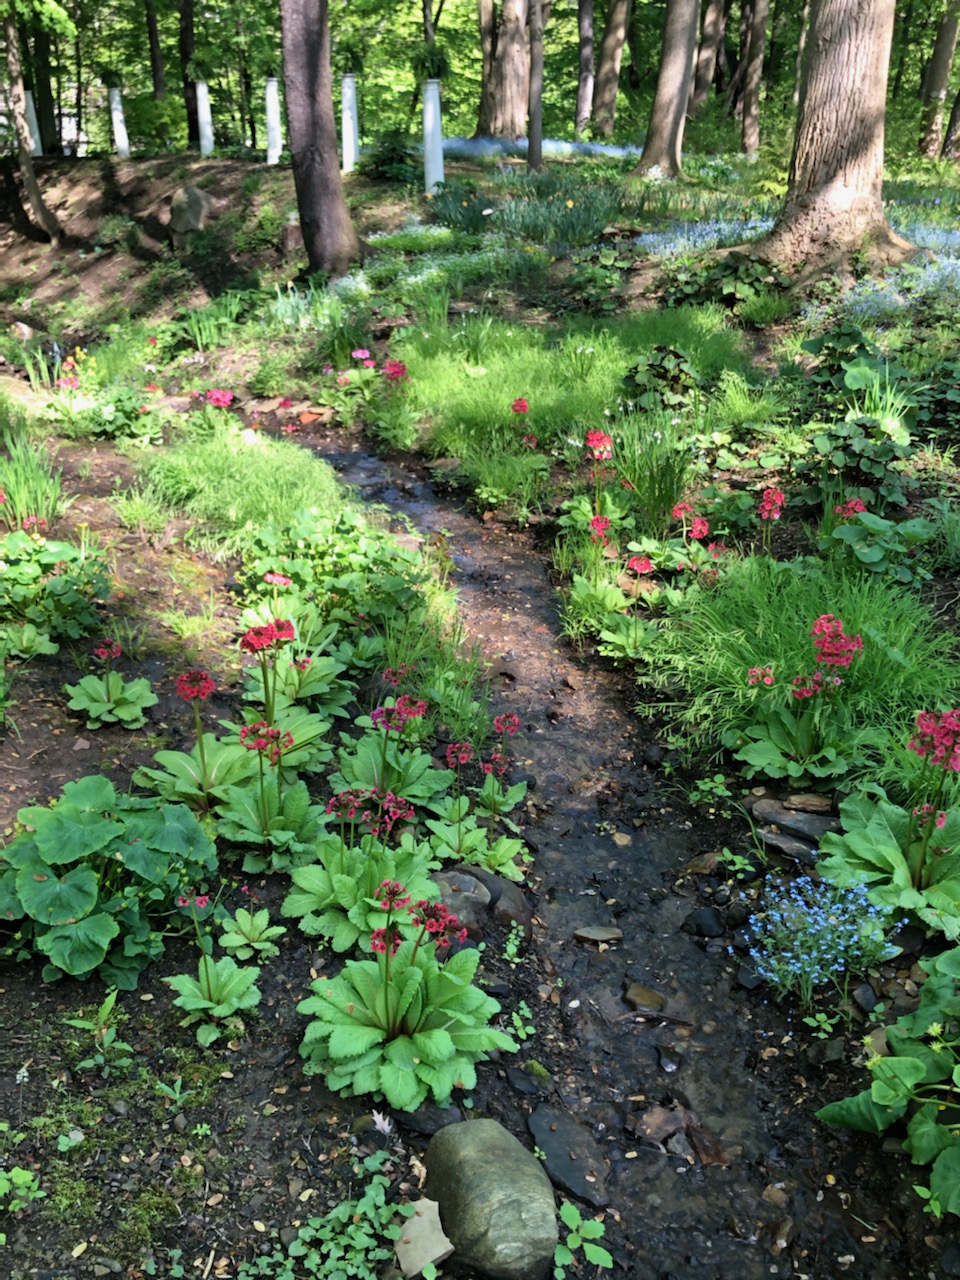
{"left": 566, "top": 199, "right": 574, "bottom": 208}
{"left": 462, "top": 200, "right": 469, "bottom": 206}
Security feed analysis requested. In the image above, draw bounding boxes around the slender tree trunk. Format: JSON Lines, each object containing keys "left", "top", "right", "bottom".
{"left": 179, "top": 0, "right": 198, "bottom": 145}
{"left": 690, "top": 0, "right": 725, "bottom": 113}
{"left": 423, "top": 0, "right": 435, "bottom": 42}
{"left": 4, "top": 3, "right": 60, "bottom": 244}
{"left": 741, "top": 0, "right": 769, "bottom": 154}
{"left": 793, "top": 0, "right": 809, "bottom": 104}
{"left": 891, "top": 0, "right": 913, "bottom": 99}
{"left": 31, "top": 24, "right": 59, "bottom": 154}
{"left": 919, "top": 0, "right": 960, "bottom": 158}
{"left": 575, "top": 0, "right": 594, "bottom": 135}
{"left": 592, "top": 0, "right": 631, "bottom": 137}
{"left": 74, "top": 34, "right": 82, "bottom": 144}
{"left": 723, "top": 0, "right": 751, "bottom": 115}
{"left": 528, "top": 0, "right": 544, "bottom": 167}
{"left": 279, "top": 0, "right": 359, "bottom": 277}
{"left": 244, "top": 64, "right": 257, "bottom": 149}
{"left": 634, "top": 0, "right": 700, "bottom": 175}
{"left": 758, "top": 0, "right": 911, "bottom": 273}
{"left": 476, "top": 0, "right": 497, "bottom": 135}
{"left": 941, "top": 84, "right": 960, "bottom": 157}
{"left": 145, "top": 0, "right": 166, "bottom": 99}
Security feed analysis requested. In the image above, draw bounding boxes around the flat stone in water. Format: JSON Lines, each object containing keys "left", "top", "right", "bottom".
{"left": 574, "top": 925, "right": 624, "bottom": 945}
{"left": 681, "top": 907, "right": 725, "bottom": 938}
{"left": 751, "top": 799, "right": 840, "bottom": 842}
{"left": 624, "top": 982, "right": 667, "bottom": 1012}
{"left": 528, "top": 1103, "right": 611, "bottom": 1208}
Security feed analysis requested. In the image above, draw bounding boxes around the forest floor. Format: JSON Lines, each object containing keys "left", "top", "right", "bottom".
{"left": 0, "top": 157, "right": 957, "bottom": 1280}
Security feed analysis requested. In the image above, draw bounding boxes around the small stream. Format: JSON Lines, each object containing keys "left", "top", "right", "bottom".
{"left": 307, "top": 434, "right": 924, "bottom": 1280}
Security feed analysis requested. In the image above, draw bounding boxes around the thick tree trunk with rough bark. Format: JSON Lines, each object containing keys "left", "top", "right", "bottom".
{"left": 919, "top": 1, "right": 960, "bottom": 158}
{"left": 145, "top": 0, "right": 166, "bottom": 99}
{"left": 592, "top": 0, "right": 631, "bottom": 138}
{"left": 4, "top": 4, "right": 60, "bottom": 244}
{"left": 634, "top": 0, "right": 700, "bottom": 176}
{"left": 528, "top": 0, "right": 544, "bottom": 167}
{"left": 179, "top": 0, "right": 198, "bottom": 144}
{"left": 31, "top": 24, "right": 59, "bottom": 153}
{"left": 741, "top": 0, "right": 769, "bottom": 154}
{"left": 690, "top": 0, "right": 725, "bottom": 113}
{"left": 757, "top": 0, "right": 911, "bottom": 273}
{"left": 476, "top": 0, "right": 529, "bottom": 137}
{"left": 575, "top": 0, "right": 594, "bottom": 135}
{"left": 280, "top": 0, "right": 359, "bottom": 278}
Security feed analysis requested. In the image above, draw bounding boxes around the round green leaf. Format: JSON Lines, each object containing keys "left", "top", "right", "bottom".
{"left": 15, "top": 858, "right": 99, "bottom": 924}
{"left": 35, "top": 913, "right": 120, "bottom": 976}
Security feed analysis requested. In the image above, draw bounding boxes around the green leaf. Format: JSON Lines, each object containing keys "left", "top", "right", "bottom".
{"left": 35, "top": 913, "right": 120, "bottom": 976}
{"left": 559, "top": 1201, "right": 581, "bottom": 1230}
{"left": 378, "top": 1057, "right": 425, "bottom": 1111}
{"left": 582, "top": 1242, "right": 613, "bottom": 1267}
{"left": 929, "top": 1146, "right": 960, "bottom": 1217}
{"left": 816, "top": 1087, "right": 904, "bottom": 1134}
{"left": 906, "top": 1105, "right": 958, "bottom": 1166}
{"left": 328, "top": 1024, "right": 384, "bottom": 1059}
{"left": 15, "top": 858, "right": 99, "bottom": 924}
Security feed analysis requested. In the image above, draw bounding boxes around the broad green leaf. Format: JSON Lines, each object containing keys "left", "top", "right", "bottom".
{"left": 816, "top": 1088, "right": 904, "bottom": 1134}
{"left": 929, "top": 1146, "right": 960, "bottom": 1217}
{"left": 582, "top": 1242, "right": 614, "bottom": 1267}
{"left": 870, "top": 1056, "right": 928, "bottom": 1107}
{"left": 328, "top": 1023, "right": 384, "bottom": 1060}
{"left": 906, "top": 1105, "right": 958, "bottom": 1166}
{"left": 35, "top": 913, "right": 120, "bottom": 976}
{"left": 15, "top": 858, "right": 99, "bottom": 924}
{"left": 27, "top": 805, "right": 123, "bottom": 865}
{"left": 378, "top": 1058, "right": 424, "bottom": 1111}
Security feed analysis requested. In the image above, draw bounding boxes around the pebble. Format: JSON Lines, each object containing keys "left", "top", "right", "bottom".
{"left": 624, "top": 983, "right": 667, "bottom": 1012}
{"left": 681, "top": 906, "right": 725, "bottom": 937}
{"left": 574, "top": 925, "right": 624, "bottom": 945}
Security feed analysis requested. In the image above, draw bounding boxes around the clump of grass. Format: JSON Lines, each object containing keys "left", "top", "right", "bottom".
{"left": 642, "top": 555, "right": 960, "bottom": 760}
{"left": 140, "top": 425, "right": 343, "bottom": 557}
{"left": 0, "top": 399, "right": 68, "bottom": 531}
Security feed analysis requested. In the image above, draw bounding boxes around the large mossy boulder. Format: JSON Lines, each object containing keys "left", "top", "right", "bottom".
{"left": 424, "top": 1118, "right": 558, "bottom": 1280}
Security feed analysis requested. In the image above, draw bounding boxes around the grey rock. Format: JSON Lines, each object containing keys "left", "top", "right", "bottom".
{"left": 941, "top": 1243, "right": 960, "bottom": 1277}
{"left": 425, "top": 1119, "right": 558, "bottom": 1280}
{"left": 574, "top": 925, "right": 624, "bottom": 945}
{"left": 450, "top": 865, "right": 533, "bottom": 940}
{"left": 681, "top": 907, "right": 725, "bottom": 938}
{"left": 851, "top": 981, "right": 877, "bottom": 1013}
{"left": 783, "top": 793, "right": 834, "bottom": 813}
{"left": 433, "top": 870, "right": 491, "bottom": 936}
{"left": 506, "top": 1066, "right": 544, "bottom": 1096}
{"left": 751, "top": 799, "right": 839, "bottom": 843}
{"left": 168, "top": 185, "right": 227, "bottom": 249}
{"left": 528, "top": 1104, "right": 610, "bottom": 1208}
{"left": 737, "top": 965, "right": 763, "bottom": 990}
{"left": 757, "top": 828, "right": 817, "bottom": 866}
{"left": 397, "top": 1104, "right": 464, "bottom": 1136}
{"left": 394, "top": 1199, "right": 455, "bottom": 1278}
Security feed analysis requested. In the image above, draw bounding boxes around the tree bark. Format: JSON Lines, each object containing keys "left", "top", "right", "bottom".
{"left": 941, "top": 83, "right": 960, "bottom": 157}
{"left": 592, "top": 0, "right": 631, "bottom": 138}
{"left": 490, "top": 0, "right": 530, "bottom": 137}
{"left": 634, "top": 0, "right": 700, "bottom": 176}
{"left": 31, "top": 23, "right": 59, "bottom": 154}
{"left": 4, "top": 3, "right": 60, "bottom": 244}
{"left": 145, "top": 0, "right": 166, "bottom": 99}
{"left": 793, "top": 0, "right": 809, "bottom": 105}
{"left": 279, "top": 0, "right": 359, "bottom": 278}
{"left": 741, "top": 0, "right": 769, "bottom": 154}
{"left": 919, "top": 0, "right": 960, "bottom": 158}
{"left": 575, "top": 0, "right": 594, "bottom": 135}
{"left": 475, "top": 0, "right": 497, "bottom": 135}
{"left": 690, "top": 0, "right": 725, "bottom": 114}
{"left": 528, "top": 0, "right": 544, "bottom": 167}
{"left": 757, "top": 0, "right": 911, "bottom": 273}
{"left": 179, "top": 0, "right": 198, "bottom": 144}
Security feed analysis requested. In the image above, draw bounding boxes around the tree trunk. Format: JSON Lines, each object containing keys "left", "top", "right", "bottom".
{"left": 690, "top": 0, "right": 725, "bottom": 113}
{"left": 74, "top": 33, "right": 82, "bottom": 144}
{"left": 476, "top": 0, "right": 497, "bottom": 135}
{"left": 793, "top": 0, "right": 809, "bottom": 104}
{"left": 179, "top": 0, "right": 198, "bottom": 144}
{"left": 919, "top": 0, "right": 960, "bottom": 158}
{"left": 592, "top": 0, "right": 631, "bottom": 138}
{"left": 145, "top": 0, "right": 166, "bottom": 99}
{"left": 891, "top": 0, "right": 913, "bottom": 99}
{"left": 757, "top": 0, "right": 911, "bottom": 273}
{"left": 723, "top": 0, "right": 751, "bottom": 116}
{"left": 528, "top": 0, "right": 544, "bottom": 167}
{"left": 941, "top": 83, "right": 960, "bottom": 157}
{"left": 279, "top": 0, "right": 359, "bottom": 278}
{"left": 4, "top": 3, "right": 60, "bottom": 244}
{"left": 575, "top": 0, "right": 594, "bottom": 135}
{"left": 741, "top": 0, "right": 769, "bottom": 154}
{"left": 634, "top": 0, "right": 700, "bottom": 176}
{"left": 489, "top": 0, "right": 530, "bottom": 137}
{"left": 31, "top": 23, "right": 59, "bottom": 154}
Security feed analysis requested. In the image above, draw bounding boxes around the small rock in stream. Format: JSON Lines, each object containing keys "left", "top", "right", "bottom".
{"left": 757, "top": 829, "right": 817, "bottom": 866}
{"left": 681, "top": 907, "right": 726, "bottom": 938}
{"left": 574, "top": 925, "right": 624, "bottom": 946}
{"left": 624, "top": 982, "right": 667, "bottom": 1012}
{"left": 528, "top": 1103, "right": 611, "bottom": 1207}
{"left": 657, "top": 1045, "right": 684, "bottom": 1073}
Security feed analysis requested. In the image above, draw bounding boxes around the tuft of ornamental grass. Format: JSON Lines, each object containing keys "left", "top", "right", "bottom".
{"left": 0, "top": 399, "right": 68, "bottom": 531}
{"left": 140, "top": 424, "right": 343, "bottom": 558}
{"left": 641, "top": 554, "right": 960, "bottom": 768}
